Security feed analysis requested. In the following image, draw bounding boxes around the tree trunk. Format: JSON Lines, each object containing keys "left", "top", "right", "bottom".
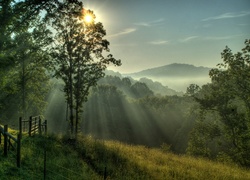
{"left": 75, "top": 104, "right": 79, "bottom": 137}
{"left": 75, "top": 65, "right": 81, "bottom": 137}
{"left": 22, "top": 58, "right": 26, "bottom": 118}
{"left": 69, "top": 58, "right": 74, "bottom": 136}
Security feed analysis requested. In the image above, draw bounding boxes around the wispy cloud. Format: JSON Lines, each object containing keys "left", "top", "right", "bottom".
{"left": 203, "top": 35, "right": 241, "bottom": 41}
{"left": 134, "top": 18, "right": 165, "bottom": 27}
{"left": 180, "top": 36, "right": 199, "bottom": 42}
{"left": 107, "top": 28, "right": 136, "bottom": 38}
{"left": 148, "top": 40, "right": 169, "bottom": 45}
{"left": 202, "top": 11, "right": 250, "bottom": 21}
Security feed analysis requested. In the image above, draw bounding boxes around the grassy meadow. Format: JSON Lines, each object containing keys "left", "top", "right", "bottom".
{"left": 0, "top": 128, "right": 250, "bottom": 180}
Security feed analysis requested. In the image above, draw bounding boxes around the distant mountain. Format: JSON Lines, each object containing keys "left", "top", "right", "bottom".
{"left": 123, "top": 63, "right": 212, "bottom": 92}
{"left": 124, "top": 63, "right": 211, "bottom": 78}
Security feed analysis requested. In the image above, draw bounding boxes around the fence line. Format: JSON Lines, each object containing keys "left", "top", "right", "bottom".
{"left": 0, "top": 115, "right": 48, "bottom": 168}
{"left": 0, "top": 125, "right": 21, "bottom": 167}
{"left": 19, "top": 116, "right": 47, "bottom": 138}
{"left": 47, "top": 169, "right": 71, "bottom": 180}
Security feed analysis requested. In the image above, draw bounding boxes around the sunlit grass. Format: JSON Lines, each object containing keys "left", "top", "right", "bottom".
{"left": 76, "top": 135, "right": 250, "bottom": 180}
{"left": 1, "top": 128, "right": 250, "bottom": 180}
{"left": 0, "top": 131, "right": 100, "bottom": 179}
{"left": 101, "top": 140, "right": 250, "bottom": 180}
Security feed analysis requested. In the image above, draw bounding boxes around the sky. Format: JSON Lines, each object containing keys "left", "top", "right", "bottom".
{"left": 83, "top": 0, "right": 250, "bottom": 73}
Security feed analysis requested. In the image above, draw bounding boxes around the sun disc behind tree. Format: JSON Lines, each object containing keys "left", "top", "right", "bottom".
{"left": 84, "top": 14, "right": 93, "bottom": 23}
{"left": 82, "top": 8, "right": 95, "bottom": 24}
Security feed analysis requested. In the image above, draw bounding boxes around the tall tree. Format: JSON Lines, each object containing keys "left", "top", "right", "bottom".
{"left": 189, "top": 40, "right": 250, "bottom": 166}
{"left": 48, "top": 0, "right": 121, "bottom": 136}
{"left": 0, "top": 0, "right": 55, "bottom": 120}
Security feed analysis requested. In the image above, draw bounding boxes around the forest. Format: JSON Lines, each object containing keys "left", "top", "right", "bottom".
{"left": 0, "top": 0, "right": 250, "bottom": 169}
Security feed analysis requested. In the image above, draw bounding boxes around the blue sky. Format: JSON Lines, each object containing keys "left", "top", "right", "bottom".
{"left": 83, "top": 0, "right": 250, "bottom": 73}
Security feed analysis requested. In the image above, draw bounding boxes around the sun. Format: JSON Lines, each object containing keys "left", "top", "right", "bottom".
{"left": 84, "top": 14, "right": 93, "bottom": 23}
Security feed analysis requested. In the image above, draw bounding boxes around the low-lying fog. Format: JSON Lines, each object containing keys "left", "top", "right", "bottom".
{"left": 134, "top": 76, "right": 211, "bottom": 92}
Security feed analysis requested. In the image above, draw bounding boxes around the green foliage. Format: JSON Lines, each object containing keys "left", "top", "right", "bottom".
{"left": 216, "top": 152, "right": 235, "bottom": 165}
{"left": 47, "top": 0, "right": 121, "bottom": 135}
{"left": 161, "top": 143, "right": 172, "bottom": 153}
{"left": 0, "top": 134, "right": 100, "bottom": 179}
{"left": 188, "top": 39, "right": 250, "bottom": 167}
{"left": 0, "top": 1, "right": 52, "bottom": 121}
{"left": 185, "top": 84, "right": 201, "bottom": 96}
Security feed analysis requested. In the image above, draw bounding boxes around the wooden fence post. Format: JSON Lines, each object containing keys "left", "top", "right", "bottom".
{"left": 4, "top": 125, "right": 8, "bottom": 156}
{"left": 104, "top": 166, "right": 107, "bottom": 180}
{"left": 29, "top": 116, "right": 32, "bottom": 137}
{"left": 44, "top": 145, "right": 47, "bottom": 180}
{"left": 39, "top": 116, "right": 42, "bottom": 135}
{"left": 45, "top": 120, "right": 47, "bottom": 135}
{"left": 19, "top": 117, "right": 22, "bottom": 139}
{"left": 17, "top": 133, "right": 21, "bottom": 168}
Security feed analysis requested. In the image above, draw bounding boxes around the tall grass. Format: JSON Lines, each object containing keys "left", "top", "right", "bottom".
{"left": 75, "top": 135, "right": 250, "bottom": 180}
{"left": 1, "top": 130, "right": 250, "bottom": 180}
{"left": 0, "top": 133, "right": 100, "bottom": 179}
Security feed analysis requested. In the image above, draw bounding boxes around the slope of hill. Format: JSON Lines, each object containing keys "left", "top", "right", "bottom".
{"left": 1, "top": 130, "right": 249, "bottom": 179}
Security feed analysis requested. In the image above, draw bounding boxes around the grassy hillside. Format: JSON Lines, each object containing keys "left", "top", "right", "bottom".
{"left": 1, "top": 129, "right": 250, "bottom": 179}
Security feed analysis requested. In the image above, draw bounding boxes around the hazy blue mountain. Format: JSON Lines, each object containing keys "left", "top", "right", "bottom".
{"left": 123, "top": 63, "right": 212, "bottom": 92}
{"left": 124, "top": 63, "right": 211, "bottom": 78}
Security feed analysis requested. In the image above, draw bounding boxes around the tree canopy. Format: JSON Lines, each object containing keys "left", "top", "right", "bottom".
{"left": 47, "top": 0, "right": 121, "bottom": 136}
{"left": 187, "top": 39, "right": 250, "bottom": 166}
{"left": 0, "top": 0, "right": 121, "bottom": 134}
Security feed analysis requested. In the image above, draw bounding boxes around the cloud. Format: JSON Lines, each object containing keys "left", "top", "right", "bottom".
{"left": 149, "top": 40, "right": 169, "bottom": 45}
{"left": 134, "top": 18, "right": 165, "bottom": 27}
{"left": 179, "top": 35, "right": 241, "bottom": 42}
{"left": 204, "top": 36, "right": 235, "bottom": 41}
{"left": 202, "top": 34, "right": 242, "bottom": 41}
{"left": 202, "top": 11, "right": 250, "bottom": 21}
{"left": 180, "top": 36, "right": 199, "bottom": 42}
{"left": 107, "top": 28, "right": 136, "bottom": 38}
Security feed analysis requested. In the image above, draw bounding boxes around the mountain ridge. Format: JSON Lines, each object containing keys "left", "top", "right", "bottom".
{"left": 106, "top": 63, "right": 212, "bottom": 92}
{"left": 123, "top": 63, "right": 212, "bottom": 78}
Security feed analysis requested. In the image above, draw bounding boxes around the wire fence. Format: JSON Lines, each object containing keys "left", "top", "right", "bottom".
{"left": 47, "top": 169, "right": 71, "bottom": 180}
{"left": 44, "top": 155, "right": 97, "bottom": 179}
{"left": 1, "top": 117, "right": 106, "bottom": 179}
